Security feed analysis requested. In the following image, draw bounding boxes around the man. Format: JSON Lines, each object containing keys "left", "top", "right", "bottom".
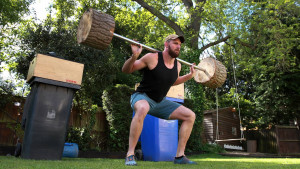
{"left": 122, "top": 34, "right": 197, "bottom": 166}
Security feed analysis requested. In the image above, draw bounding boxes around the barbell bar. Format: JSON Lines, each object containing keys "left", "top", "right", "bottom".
{"left": 113, "top": 32, "right": 210, "bottom": 77}
{"left": 77, "top": 8, "right": 227, "bottom": 88}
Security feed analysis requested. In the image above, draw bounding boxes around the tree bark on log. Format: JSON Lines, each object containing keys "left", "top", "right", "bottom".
{"left": 194, "top": 58, "right": 227, "bottom": 89}
{"left": 77, "top": 8, "right": 115, "bottom": 50}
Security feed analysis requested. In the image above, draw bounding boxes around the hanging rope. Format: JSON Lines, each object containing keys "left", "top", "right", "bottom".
{"left": 216, "top": 88, "right": 219, "bottom": 140}
{"left": 214, "top": 45, "right": 246, "bottom": 143}
{"left": 230, "top": 45, "right": 245, "bottom": 140}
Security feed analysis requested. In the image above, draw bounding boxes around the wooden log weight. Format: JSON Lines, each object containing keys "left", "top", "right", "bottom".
{"left": 77, "top": 8, "right": 115, "bottom": 50}
{"left": 194, "top": 57, "right": 227, "bottom": 89}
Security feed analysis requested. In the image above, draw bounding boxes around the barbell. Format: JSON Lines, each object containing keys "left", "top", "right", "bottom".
{"left": 77, "top": 8, "right": 227, "bottom": 89}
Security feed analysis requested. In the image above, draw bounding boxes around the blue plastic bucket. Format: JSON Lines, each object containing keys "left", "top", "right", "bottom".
{"left": 141, "top": 115, "right": 178, "bottom": 161}
{"left": 62, "top": 143, "right": 79, "bottom": 158}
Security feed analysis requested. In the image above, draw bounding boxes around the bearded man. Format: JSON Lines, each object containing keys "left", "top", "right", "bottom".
{"left": 122, "top": 34, "right": 197, "bottom": 166}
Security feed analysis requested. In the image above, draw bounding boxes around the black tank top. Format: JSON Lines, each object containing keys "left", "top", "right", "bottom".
{"left": 136, "top": 52, "right": 178, "bottom": 102}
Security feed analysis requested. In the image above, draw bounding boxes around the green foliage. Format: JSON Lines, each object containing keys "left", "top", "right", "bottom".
{"left": 65, "top": 105, "right": 98, "bottom": 150}
{"left": 0, "top": 80, "right": 14, "bottom": 108}
{"left": 0, "top": 0, "right": 33, "bottom": 26}
{"left": 208, "top": 0, "right": 299, "bottom": 129}
{"left": 217, "top": 88, "right": 255, "bottom": 129}
{"left": 247, "top": 1, "right": 300, "bottom": 127}
{"left": 65, "top": 127, "right": 90, "bottom": 150}
{"left": 102, "top": 84, "right": 134, "bottom": 151}
{"left": 180, "top": 49, "right": 206, "bottom": 152}
{"left": 6, "top": 123, "right": 24, "bottom": 141}
{"left": 200, "top": 143, "right": 225, "bottom": 154}
{"left": 0, "top": 0, "right": 33, "bottom": 101}
{"left": 254, "top": 73, "right": 300, "bottom": 128}
{"left": 12, "top": 15, "right": 121, "bottom": 105}
{"left": 112, "top": 0, "right": 187, "bottom": 49}
{"left": 183, "top": 84, "right": 205, "bottom": 152}
{"left": 237, "top": 0, "right": 299, "bottom": 128}
{"left": 87, "top": 105, "right": 98, "bottom": 132}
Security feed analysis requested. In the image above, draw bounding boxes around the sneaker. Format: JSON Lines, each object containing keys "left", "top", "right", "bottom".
{"left": 125, "top": 155, "right": 137, "bottom": 166}
{"left": 174, "top": 155, "right": 197, "bottom": 164}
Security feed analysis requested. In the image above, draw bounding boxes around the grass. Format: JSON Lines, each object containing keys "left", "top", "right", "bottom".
{"left": 0, "top": 153, "right": 300, "bottom": 169}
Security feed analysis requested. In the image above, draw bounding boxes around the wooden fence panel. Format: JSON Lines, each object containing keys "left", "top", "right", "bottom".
{"left": 245, "top": 126, "right": 300, "bottom": 154}
{"left": 0, "top": 122, "right": 17, "bottom": 146}
{"left": 276, "top": 126, "right": 300, "bottom": 155}
{"left": 244, "top": 129, "right": 278, "bottom": 154}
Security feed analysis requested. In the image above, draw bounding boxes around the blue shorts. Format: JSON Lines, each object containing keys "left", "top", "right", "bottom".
{"left": 130, "top": 92, "right": 182, "bottom": 120}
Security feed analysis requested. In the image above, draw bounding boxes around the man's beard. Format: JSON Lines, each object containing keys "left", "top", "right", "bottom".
{"left": 168, "top": 45, "right": 179, "bottom": 58}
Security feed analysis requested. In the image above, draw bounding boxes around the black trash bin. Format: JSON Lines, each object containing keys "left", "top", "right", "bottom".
{"left": 21, "top": 77, "right": 80, "bottom": 160}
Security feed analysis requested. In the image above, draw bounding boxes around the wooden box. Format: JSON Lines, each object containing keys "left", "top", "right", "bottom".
{"left": 135, "top": 83, "right": 184, "bottom": 100}
{"left": 166, "top": 83, "right": 184, "bottom": 100}
{"left": 27, "top": 54, "right": 84, "bottom": 85}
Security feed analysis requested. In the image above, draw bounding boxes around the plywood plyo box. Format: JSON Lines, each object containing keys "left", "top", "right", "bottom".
{"left": 26, "top": 54, "right": 84, "bottom": 85}
{"left": 166, "top": 83, "right": 184, "bottom": 100}
{"left": 135, "top": 83, "right": 184, "bottom": 100}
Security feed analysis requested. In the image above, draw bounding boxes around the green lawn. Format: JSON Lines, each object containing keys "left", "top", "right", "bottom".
{"left": 1, "top": 153, "right": 299, "bottom": 169}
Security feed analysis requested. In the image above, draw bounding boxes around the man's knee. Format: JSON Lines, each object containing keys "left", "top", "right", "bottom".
{"left": 188, "top": 110, "right": 196, "bottom": 122}
{"left": 134, "top": 100, "right": 150, "bottom": 119}
{"left": 135, "top": 107, "right": 148, "bottom": 118}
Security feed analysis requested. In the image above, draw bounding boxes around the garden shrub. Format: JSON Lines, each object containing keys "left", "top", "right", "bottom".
{"left": 65, "top": 105, "right": 98, "bottom": 150}
{"left": 182, "top": 98, "right": 204, "bottom": 152}
{"left": 65, "top": 127, "right": 90, "bottom": 150}
{"left": 200, "top": 143, "right": 225, "bottom": 153}
{"left": 184, "top": 98, "right": 224, "bottom": 153}
{"left": 102, "top": 84, "right": 134, "bottom": 152}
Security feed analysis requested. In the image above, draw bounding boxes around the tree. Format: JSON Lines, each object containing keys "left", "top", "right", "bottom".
{"left": 0, "top": 0, "right": 33, "bottom": 58}
{"left": 247, "top": 0, "right": 300, "bottom": 127}
{"left": 0, "top": 0, "right": 34, "bottom": 103}
{"left": 14, "top": 16, "right": 123, "bottom": 105}
{"left": 0, "top": 0, "right": 33, "bottom": 26}
{"left": 211, "top": 0, "right": 300, "bottom": 128}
